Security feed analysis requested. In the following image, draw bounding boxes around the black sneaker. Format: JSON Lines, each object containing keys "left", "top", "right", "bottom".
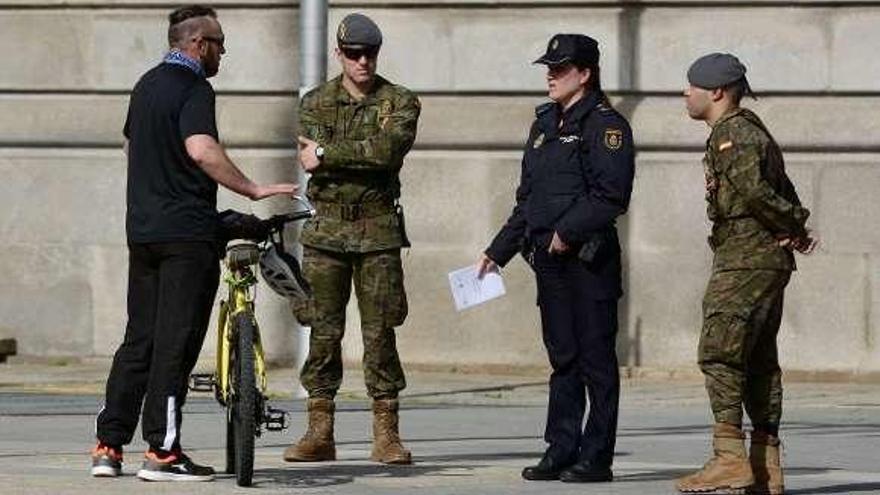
{"left": 136, "top": 449, "right": 215, "bottom": 482}
{"left": 90, "top": 442, "right": 123, "bottom": 477}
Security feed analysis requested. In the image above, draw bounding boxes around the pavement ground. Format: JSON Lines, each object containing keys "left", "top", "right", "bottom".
{"left": 1, "top": 360, "right": 879, "bottom": 494}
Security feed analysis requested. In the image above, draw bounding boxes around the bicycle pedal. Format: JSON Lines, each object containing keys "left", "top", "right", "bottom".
{"left": 188, "top": 373, "right": 215, "bottom": 392}
{"left": 263, "top": 406, "right": 288, "bottom": 431}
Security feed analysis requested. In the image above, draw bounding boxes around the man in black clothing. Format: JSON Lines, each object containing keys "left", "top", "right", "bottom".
{"left": 90, "top": 5, "right": 296, "bottom": 482}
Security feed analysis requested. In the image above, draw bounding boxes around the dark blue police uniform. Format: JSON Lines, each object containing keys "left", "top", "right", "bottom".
{"left": 485, "top": 88, "right": 635, "bottom": 479}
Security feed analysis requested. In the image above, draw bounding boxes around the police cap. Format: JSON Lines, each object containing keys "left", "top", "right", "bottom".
{"left": 337, "top": 13, "right": 382, "bottom": 48}
{"left": 534, "top": 34, "right": 600, "bottom": 67}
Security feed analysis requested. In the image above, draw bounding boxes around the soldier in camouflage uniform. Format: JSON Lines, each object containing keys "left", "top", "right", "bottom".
{"left": 282, "top": 13, "right": 420, "bottom": 465}
{"left": 676, "top": 54, "right": 815, "bottom": 495}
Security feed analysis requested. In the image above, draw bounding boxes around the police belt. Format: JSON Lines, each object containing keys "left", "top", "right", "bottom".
{"left": 710, "top": 217, "right": 765, "bottom": 247}
{"left": 315, "top": 201, "right": 395, "bottom": 221}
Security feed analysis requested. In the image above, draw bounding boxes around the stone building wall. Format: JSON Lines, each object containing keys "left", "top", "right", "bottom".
{"left": 0, "top": 1, "right": 877, "bottom": 374}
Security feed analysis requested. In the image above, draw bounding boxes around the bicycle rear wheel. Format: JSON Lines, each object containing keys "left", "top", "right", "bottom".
{"left": 231, "top": 312, "right": 256, "bottom": 487}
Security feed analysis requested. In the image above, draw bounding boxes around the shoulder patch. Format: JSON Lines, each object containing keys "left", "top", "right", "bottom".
{"left": 718, "top": 140, "right": 734, "bottom": 152}
{"left": 604, "top": 128, "right": 623, "bottom": 150}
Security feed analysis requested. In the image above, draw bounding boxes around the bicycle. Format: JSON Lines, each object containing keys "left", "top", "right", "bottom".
{"left": 190, "top": 196, "right": 314, "bottom": 487}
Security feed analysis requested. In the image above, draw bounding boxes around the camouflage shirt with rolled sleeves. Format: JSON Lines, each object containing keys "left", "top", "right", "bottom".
{"left": 298, "top": 75, "right": 420, "bottom": 253}
{"left": 703, "top": 107, "right": 810, "bottom": 271}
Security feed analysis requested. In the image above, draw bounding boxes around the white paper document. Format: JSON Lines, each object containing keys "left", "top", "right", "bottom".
{"left": 448, "top": 265, "right": 506, "bottom": 311}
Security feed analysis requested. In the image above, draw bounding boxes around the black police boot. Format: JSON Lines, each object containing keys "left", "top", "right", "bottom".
{"left": 521, "top": 453, "right": 574, "bottom": 481}
{"left": 559, "top": 459, "right": 613, "bottom": 483}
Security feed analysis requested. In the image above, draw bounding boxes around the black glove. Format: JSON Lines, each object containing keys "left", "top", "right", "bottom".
{"left": 219, "top": 210, "right": 270, "bottom": 242}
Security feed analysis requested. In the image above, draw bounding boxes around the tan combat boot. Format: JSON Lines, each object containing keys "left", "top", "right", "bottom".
{"left": 748, "top": 431, "right": 784, "bottom": 495}
{"left": 283, "top": 397, "right": 336, "bottom": 462}
{"left": 676, "top": 423, "right": 755, "bottom": 493}
{"left": 370, "top": 398, "right": 412, "bottom": 464}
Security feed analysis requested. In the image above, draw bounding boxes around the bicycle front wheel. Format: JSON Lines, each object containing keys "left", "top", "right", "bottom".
{"left": 231, "top": 312, "right": 257, "bottom": 487}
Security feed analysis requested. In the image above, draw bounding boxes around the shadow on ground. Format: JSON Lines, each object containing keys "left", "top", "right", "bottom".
{"left": 249, "top": 449, "right": 639, "bottom": 488}
{"left": 262, "top": 434, "right": 543, "bottom": 451}
{"left": 251, "top": 463, "right": 479, "bottom": 488}
{"left": 788, "top": 482, "right": 880, "bottom": 494}
{"left": 594, "top": 466, "right": 857, "bottom": 487}
{"left": 617, "top": 422, "right": 880, "bottom": 438}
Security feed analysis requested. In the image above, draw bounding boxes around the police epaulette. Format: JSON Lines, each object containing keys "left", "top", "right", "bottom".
{"left": 535, "top": 102, "right": 554, "bottom": 117}
{"left": 596, "top": 103, "right": 616, "bottom": 116}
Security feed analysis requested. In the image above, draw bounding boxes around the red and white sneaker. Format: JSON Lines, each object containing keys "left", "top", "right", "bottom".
{"left": 136, "top": 448, "right": 215, "bottom": 482}
{"left": 90, "top": 442, "right": 123, "bottom": 477}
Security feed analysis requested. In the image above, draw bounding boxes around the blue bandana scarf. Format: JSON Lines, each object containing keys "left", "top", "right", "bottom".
{"left": 163, "top": 49, "right": 206, "bottom": 78}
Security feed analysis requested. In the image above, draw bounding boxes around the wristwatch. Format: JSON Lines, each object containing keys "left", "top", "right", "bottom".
{"left": 315, "top": 145, "right": 325, "bottom": 161}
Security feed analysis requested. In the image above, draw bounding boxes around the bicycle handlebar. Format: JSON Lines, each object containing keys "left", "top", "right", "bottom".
{"left": 260, "top": 209, "right": 314, "bottom": 233}
{"left": 221, "top": 196, "right": 315, "bottom": 243}
{"left": 261, "top": 195, "right": 315, "bottom": 232}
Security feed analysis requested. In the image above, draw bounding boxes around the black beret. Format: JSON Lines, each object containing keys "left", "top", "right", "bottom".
{"left": 337, "top": 13, "right": 382, "bottom": 48}
{"left": 534, "top": 34, "right": 600, "bottom": 67}
{"left": 687, "top": 53, "right": 748, "bottom": 89}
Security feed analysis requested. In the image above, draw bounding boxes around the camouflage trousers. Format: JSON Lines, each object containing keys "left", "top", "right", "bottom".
{"left": 295, "top": 246, "right": 407, "bottom": 399}
{"left": 699, "top": 269, "right": 791, "bottom": 426}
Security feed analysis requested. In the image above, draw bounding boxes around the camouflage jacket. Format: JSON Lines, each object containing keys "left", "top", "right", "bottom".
{"left": 703, "top": 107, "right": 809, "bottom": 271}
{"left": 298, "top": 75, "right": 421, "bottom": 253}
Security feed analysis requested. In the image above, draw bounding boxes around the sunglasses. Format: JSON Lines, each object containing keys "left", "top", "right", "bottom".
{"left": 340, "top": 46, "right": 379, "bottom": 61}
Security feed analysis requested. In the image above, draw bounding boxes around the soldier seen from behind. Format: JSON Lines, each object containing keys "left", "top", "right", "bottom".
{"left": 676, "top": 53, "right": 815, "bottom": 495}
{"left": 284, "top": 13, "right": 420, "bottom": 465}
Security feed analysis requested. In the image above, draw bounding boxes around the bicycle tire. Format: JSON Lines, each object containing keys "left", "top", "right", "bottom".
{"left": 223, "top": 310, "right": 236, "bottom": 475}
{"left": 232, "top": 312, "right": 256, "bottom": 487}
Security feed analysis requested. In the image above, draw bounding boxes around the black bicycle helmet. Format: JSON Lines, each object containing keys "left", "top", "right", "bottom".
{"left": 259, "top": 244, "right": 312, "bottom": 300}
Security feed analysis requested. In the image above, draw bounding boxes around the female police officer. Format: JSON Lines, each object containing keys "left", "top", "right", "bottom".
{"left": 477, "top": 34, "right": 635, "bottom": 483}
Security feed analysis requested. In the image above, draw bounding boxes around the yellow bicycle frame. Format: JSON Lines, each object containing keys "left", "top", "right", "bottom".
{"left": 214, "top": 261, "right": 268, "bottom": 405}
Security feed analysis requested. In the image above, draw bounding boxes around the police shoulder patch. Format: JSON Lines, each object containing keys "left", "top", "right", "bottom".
{"left": 718, "top": 140, "right": 734, "bottom": 152}
{"left": 604, "top": 128, "right": 623, "bottom": 150}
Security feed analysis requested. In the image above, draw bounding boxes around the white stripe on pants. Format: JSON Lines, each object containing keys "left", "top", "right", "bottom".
{"left": 162, "top": 396, "right": 177, "bottom": 451}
